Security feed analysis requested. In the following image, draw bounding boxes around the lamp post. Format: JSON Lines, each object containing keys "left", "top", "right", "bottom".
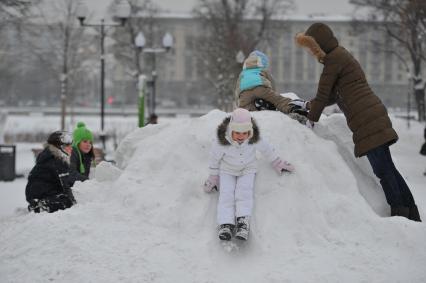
{"left": 76, "top": 0, "right": 130, "bottom": 149}
{"left": 134, "top": 31, "right": 173, "bottom": 123}
{"left": 407, "top": 71, "right": 412, "bottom": 129}
{"left": 60, "top": 73, "right": 67, "bottom": 130}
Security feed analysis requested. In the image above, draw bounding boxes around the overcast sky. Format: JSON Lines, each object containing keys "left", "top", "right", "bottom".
{"left": 85, "top": 0, "right": 355, "bottom": 20}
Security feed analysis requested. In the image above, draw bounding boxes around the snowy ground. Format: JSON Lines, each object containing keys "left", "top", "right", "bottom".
{"left": 0, "top": 111, "right": 425, "bottom": 282}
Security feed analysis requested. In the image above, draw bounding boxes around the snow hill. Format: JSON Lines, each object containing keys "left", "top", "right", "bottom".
{"left": 1, "top": 110, "right": 425, "bottom": 282}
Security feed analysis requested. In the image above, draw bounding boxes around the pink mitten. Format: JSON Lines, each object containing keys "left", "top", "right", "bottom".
{"left": 203, "top": 175, "right": 219, "bottom": 193}
{"left": 272, "top": 158, "right": 295, "bottom": 175}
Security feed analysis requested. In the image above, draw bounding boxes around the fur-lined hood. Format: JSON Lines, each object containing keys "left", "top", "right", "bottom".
{"left": 38, "top": 143, "right": 70, "bottom": 165}
{"left": 295, "top": 22, "right": 338, "bottom": 63}
{"left": 217, "top": 117, "right": 260, "bottom": 146}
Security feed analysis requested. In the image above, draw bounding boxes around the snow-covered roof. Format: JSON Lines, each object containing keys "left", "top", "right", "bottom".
{"left": 132, "top": 11, "right": 356, "bottom": 22}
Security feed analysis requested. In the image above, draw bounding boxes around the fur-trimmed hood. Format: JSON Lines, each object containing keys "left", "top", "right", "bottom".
{"left": 38, "top": 143, "right": 70, "bottom": 165}
{"left": 295, "top": 22, "right": 338, "bottom": 63}
{"left": 217, "top": 117, "right": 260, "bottom": 146}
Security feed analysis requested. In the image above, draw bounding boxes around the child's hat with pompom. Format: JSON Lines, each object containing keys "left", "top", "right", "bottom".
{"left": 72, "top": 122, "right": 93, "bottom": 147}
{"left": 243, "top": 50, "right": 269, "bottom": 69}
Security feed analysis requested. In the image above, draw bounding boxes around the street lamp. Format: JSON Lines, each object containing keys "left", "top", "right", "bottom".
{"left": 134, "top": 31, "right": 173, "bottom": 123}
{"left": 60, "top": 73, "right": 67, "bottom": 130}
{"left": 76, "top": 0, "right": 130, "bottom": 149}
{"left": 406, "top": 71, "right": 412, "bottom": 129}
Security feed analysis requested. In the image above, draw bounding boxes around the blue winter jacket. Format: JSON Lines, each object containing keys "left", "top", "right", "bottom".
{"left": 239, "top": 67, "right": 264, "bottom": 92}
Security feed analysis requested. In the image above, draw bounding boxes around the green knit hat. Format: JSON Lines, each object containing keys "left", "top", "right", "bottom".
{"left": 72, "top": 122, "right": 93, "bottom": 147}
{"left": 72, "top": 122, "right": 93, "bottom": 174}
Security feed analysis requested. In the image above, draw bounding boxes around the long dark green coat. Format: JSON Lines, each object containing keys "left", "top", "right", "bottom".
{"left": 296, "top": 23, "right": 398, "bottom": 157}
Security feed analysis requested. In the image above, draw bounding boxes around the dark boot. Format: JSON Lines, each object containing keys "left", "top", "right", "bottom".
{"left": 390, "top": 206, "right": 410, "bottom": 218}
{"left": 27, "top": 199, "right": 41, "bottom": 213}
{"left": 408, "top": 205, "right": 422, "bottom": 222}
{"left": 235, "top": 216, "right": 250, "bottom": 241}
{"left": 218, "top": 224, "right": 235, "bottom": 241}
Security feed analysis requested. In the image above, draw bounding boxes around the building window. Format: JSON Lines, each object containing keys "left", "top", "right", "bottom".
{"left": 282, "top": 31, "right": 292, "bottom": 82}
{"left": 370, "top": 42, "right": 381, "bottom": 82}
{"left": 359, "top": 32, "right": 368, "bottom": 72}
{"left": 295, "top": 47, "right": 304, "bottom": 81}
{"left": 184, "top": 35, "right": 194, "bottom": 80}
{"left": 307, "top": 54, "right": 316, "bottom": 81}
{"left": 384, "top": 51, "right": 393, "bottom": 82}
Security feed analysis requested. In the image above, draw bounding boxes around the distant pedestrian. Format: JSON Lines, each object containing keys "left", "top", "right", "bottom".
{"left": 293, "top": 22, "right": 421, "bottom": 222}
{"left": 147, "top": 113, "right": 158, "bottom": 125}
{"left": 71, "top": 122, "right": 95, "bottom": 179}
{"left": 26, "top": 131, "right": 84, "bottom": 213}
{"left": 413, "top": 77, "right": 426, "bottom": 121}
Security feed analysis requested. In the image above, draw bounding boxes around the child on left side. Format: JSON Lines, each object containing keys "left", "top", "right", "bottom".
{"left": 203, "top": 108, "right": 294, "bottom": 241}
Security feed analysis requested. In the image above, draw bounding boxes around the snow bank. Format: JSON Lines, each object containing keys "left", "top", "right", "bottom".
{"left": 3, "top": 115, "right": 137, "bottom": 144}
{"left": 0, "top": 110, "right": 6, "bottom": 143}
{"left": 0, "top": 110, "right": 425, "bottom": 283}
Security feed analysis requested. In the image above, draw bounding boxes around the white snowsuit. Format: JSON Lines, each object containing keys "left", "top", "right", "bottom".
{"left": 209, "top": 117, "right": 278, "bottom": 225}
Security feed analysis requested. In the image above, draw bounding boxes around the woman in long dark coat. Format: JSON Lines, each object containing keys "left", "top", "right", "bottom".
{"left": 291, "top": 22, "right": 421, "bottom": 222}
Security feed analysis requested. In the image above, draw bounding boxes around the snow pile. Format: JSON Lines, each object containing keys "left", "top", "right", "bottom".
{"left": 0, "top": 110, "right": 425, "bottom": 282}
{"left": 0, "top": 110, "right": 6, "bottom": 143}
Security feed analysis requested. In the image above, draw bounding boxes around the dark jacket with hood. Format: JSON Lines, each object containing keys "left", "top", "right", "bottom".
{"left": 26, "top": 144, "right": 85, "bottom": 201}
{"left": 296, "top": 23, "right": 398, "bottom": 157}
{"left": 70, "top": 146, "right": 93, "bottom": 179}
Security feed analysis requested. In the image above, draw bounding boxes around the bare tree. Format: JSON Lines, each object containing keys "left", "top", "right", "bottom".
{"left": 351, "top": 0, "right": 426, "bottom": 121}
{"left": 0, "top": 0, "right": 36, "bottom": 104}
{"left": 109, "top": 0, "right": 166, "bottom": 124}
{"left": 110, "top": 0, "right": 160, "bottom": 85}
{"left": 22, "top": 0, "right": 95, "bottom": 129}
{"left": 193, "top": 0, "right": 294, "bottom": 111}
{"left": 0, "top": 0, "right": 31, "bottom": 24}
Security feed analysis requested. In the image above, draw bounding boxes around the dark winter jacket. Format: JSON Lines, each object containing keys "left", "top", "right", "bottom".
{"left": 25, "top": 144, "right": 85, "bottom": 202}
{"left": 296, "top": 23, "right": 398, "bottom": 157}
{"left": 70, "top": 146, "right": 93, "bottom": 179}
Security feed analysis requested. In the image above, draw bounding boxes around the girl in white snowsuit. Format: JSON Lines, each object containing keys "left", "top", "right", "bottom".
{"left": 204, "top": 108, "right": 294, "bottom": 241}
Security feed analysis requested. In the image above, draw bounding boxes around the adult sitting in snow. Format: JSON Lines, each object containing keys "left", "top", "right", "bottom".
{"left": 26, "top": 131, "right": 85, "bottom": 213}
{"left": 71, "top": 122, "right": 95, "bottom": 180}
{"left": 235, "top": 50, "right": 308, "bottom": 123}
{"left": 203, "top": 108, "right": 295, "bottom": 241}
{"left": 292, "top": 22, "right": 421, "bottom": 222}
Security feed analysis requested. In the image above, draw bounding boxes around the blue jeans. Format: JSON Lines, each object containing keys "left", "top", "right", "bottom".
{"left": 366, "top": 144, "right": 415, "bottom": 207}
